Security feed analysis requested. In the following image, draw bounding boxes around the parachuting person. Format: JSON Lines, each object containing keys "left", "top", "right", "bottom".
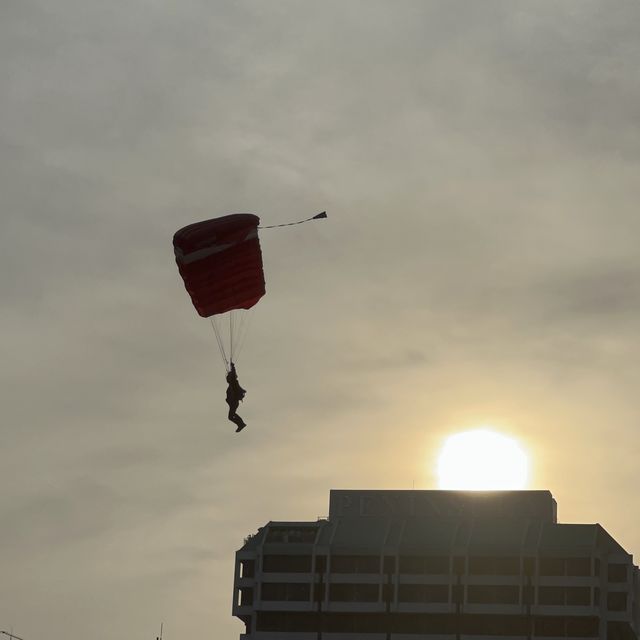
{"left": 173, "top": 211, "right": 326, "bottom": 433}
{"left": 225, "top": 362, "right": 246, "bottom": 432}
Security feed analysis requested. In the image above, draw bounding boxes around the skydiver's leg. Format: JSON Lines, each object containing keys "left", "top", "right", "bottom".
{"left": 230, "top": 412, "right": 246, "bottom": 432}
{"left": 228, "top": 404, "right": 238, "bottom": 421}
{"left": 226, "top": 391, "right": 245, "bottom": 431}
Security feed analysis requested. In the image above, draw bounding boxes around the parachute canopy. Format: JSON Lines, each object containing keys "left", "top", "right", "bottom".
{"left": 173, "top": 214, "right": 265, "bottom": 318}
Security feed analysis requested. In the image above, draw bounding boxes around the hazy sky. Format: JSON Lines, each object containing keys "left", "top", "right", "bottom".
{"left": 2, "top": 1, "right": 640, "bottom": 638}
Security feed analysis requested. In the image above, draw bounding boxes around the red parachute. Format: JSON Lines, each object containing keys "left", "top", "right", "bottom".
{"left": 174, "top": 212, "right": 325, "bottom": 371}
{"left": 173, "top": 214, "right": 265, "bottom": 318}
{"left": 173, "top": 214, "right": 264, "bottom": 370}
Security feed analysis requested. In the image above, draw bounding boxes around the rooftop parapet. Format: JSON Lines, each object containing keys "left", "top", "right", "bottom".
{"left": 329, "top": 489, "right": 557, "bottom": 523}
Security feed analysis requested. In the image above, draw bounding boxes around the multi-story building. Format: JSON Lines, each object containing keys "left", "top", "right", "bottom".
{"left": 232, "top": 490, "right": 639, "bottom": 639}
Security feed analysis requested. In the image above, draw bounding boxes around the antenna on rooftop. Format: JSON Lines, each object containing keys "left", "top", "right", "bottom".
{"left": 156, "top": 622, "right": 163, "bottom": 640}
{"left": 1, "top": 631, "right": 25, "bottom": 640}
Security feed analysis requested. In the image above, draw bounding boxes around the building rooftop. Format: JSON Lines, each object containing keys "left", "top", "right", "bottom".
{"left": 241, "top": 490, "right": 632, "bottom": 559}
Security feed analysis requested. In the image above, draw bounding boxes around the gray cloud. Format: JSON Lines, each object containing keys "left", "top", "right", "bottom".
{"left": 2, "top": 1, "right": 640, "bottom": 638}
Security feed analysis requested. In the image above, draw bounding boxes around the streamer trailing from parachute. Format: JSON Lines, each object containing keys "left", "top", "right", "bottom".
{"left": 173, "top": 211, "right": 327, "bottom": 431}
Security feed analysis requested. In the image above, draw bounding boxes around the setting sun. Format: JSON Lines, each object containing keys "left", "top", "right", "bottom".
{"left": 437, "top": 428, "right": 529, "bottom": 490}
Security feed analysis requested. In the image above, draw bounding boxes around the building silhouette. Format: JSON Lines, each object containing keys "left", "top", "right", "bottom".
{"left": 233, "top": 490, "right": 639, "bottom": 639}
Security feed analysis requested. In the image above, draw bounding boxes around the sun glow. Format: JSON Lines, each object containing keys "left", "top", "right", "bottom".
{"left": 437, "top": 428, "right": 529, "bottom": 490}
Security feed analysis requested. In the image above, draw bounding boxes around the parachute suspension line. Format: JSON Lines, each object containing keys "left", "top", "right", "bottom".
{"left": 210, "top": 317, "right": 230, "bottom": 372}
{"left": 233, "top": 310, "right": 241, "bottom": 363}
{"left": 211, "top": 317, "right": 228, "bottom": 367}
{"left": 226, "top": 310, "right": 245, "bottom": 366}
{"left": 232, "top": 308, "right": 254, "bottom": 364}
{"left": 259, "top": 211, "right": 327, "bottom": 229}
{"left": 210, "top": 311, "right": 252, "bottom": 372}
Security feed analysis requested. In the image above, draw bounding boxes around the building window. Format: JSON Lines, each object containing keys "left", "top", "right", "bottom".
{"left": 331, "top": 555, "right": 380, "bottom": 574}
{"left": 240, "top": 559, "right": 255, "bottom": 578}
{"left": 261, "top": 582, "right": 285, "bottom": 601}
{"left": 453, "top": 556, "right": 466, "bottom": 574}
{"left": 566, "top": 557, "right": 591, "bottom": 576}
{"left": 522, "top": 585, "right": 534, "bottom": 605}
{"left": 287, "top": 583, "right": 311, "bottom": 601}
{"left": 398, "top": 555, "right": 449, "bottom": 574}
{"left": 255, "top": 613, "right": 596, "bottom": 636}
{"left": 565, "top": 587, "right": 590, "bottom": 606}
{"left": 607, "top": 592, "right": 627, "bottom": 612}
{"left": 493, "top": 557, "right": 520, "bottom": 574}
{"left": 382, "top": 582, "right": 394, "bottom": 603}
{"left": 329, "top": 583, "right": 379, "bottom": 602}
{"left": 261, "top": 582, "right": 310, "bottom": 602}
{"left": 238, "top": 587, "right": 253, "bottom": 607}
{"left": 263, "top": 554, "right": 312, "bottom": 573}
{"left": 393, "top": 613, "right": 454, "bottom": 634}
{"left": 539, "top": 587, "right": 565, "bottom": 605}
{"left": 539, "top": 557, "right": 565, "bottom": 576}
{"left": 538, "top": 557, "right": 594, "bottom": 577}
{"left": 608, "top": 621, "right": 636, "bottom": 638}
{"left": 467, "top": 585, "right": 519, "bottom": 605}
{"left": 608, "top": 564, "right": 628, "bottom": 583}
{"left": 256, "top": 612, "right": 318, "bottom": 633}
{"left": 539, "top": 587, "right": 590, "bottom": 606}
{"left": 326, "top": 613, "right": 389, "bottom": 633}
{"left": 383, "top": 556, "right": 396, "bottom": 573}
{"left": 460, "top": 614, "right": 527, "bottom": 636}
{"left": 523, "top": 557, "right": 536, "bottom": 576}
{"left": 266, "top": 526, "right": 317, "bottom": 544}
{"left": 468, "top": 556, "right": 519, "bottom": 575}
{"left": 468, "top": 557, "right": 494, "bottom": 575}
{"left": 566, "top": 616, "right": 599, "bottom": 638}
{"left": 353, "top": 613, "right": 385, "bottom": 633}
{"left": 535, "top": 616, "right": 565, "bottom": 637}
{"left": 256, "top": 612, "right": 282, "bottom": 632}
{"left": 398, "top": 584, "right": 448, "bottom": 603}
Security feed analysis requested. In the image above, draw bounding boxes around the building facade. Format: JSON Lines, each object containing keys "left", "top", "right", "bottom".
{"left": 232, "top": 490, "right": 639, "bottom": 639}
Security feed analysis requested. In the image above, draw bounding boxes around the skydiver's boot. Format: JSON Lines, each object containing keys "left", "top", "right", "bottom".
{"left": 230, "top": 412, "right": 246, "bottom": 433}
